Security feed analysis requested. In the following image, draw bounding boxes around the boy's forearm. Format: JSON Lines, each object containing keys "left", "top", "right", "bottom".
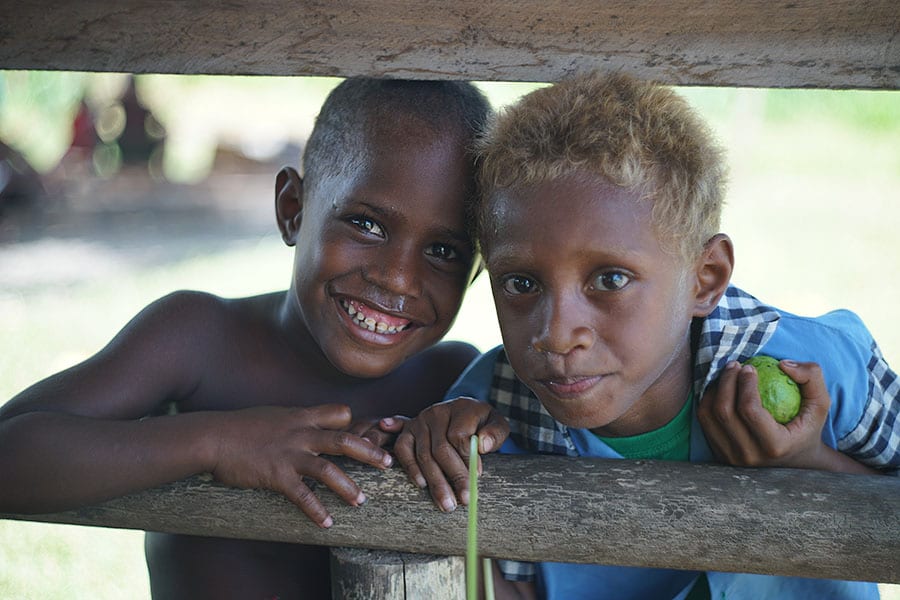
{"left": 0, "top": 411, "right": 219, "bottom": 514}
{"left": 812, "top": 444, "right": 881, "bottom": 476}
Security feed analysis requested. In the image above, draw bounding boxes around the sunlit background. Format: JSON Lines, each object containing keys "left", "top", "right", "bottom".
{"left": 1, "top": 71, "right": 898, "bottom": 598}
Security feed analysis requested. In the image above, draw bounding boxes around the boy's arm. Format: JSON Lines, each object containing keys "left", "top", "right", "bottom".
{"left": 0, "top": 292, "right": 216, "bottom": 512}
{"left": 698, "top": 360, "right": 879, "bottom": 474}
{"left": 0, "top": 293, "right": 392, "bottom": 526}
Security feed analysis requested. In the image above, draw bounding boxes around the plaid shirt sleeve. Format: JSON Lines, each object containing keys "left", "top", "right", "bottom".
{"left": 496, "top": 558, "right": 538, "bottom": 582}
{"left": 837, "top": 340, "right": 900, "bottom": 474}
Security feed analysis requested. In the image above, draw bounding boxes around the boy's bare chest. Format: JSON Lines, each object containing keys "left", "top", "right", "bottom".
{"left": 176, "top": 346, "right": 426, "bottom": 418}
{"left": 168, "top": 301, "right": 444, "bottom": 418}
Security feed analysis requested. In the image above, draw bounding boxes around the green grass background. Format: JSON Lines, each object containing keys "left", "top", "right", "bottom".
{"left": 1, "top": 75, "right": 899, "bottom": 598}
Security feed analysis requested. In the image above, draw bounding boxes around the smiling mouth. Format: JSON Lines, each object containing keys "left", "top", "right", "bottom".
{"left": 340, "top": 298, "right": 412, "bottom": 335}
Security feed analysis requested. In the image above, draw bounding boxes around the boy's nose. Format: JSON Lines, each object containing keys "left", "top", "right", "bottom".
{"left": 531, "top": 293, "right": 595, "bottom": 356}
{"left": 364, "top": 245, "right": 423, "bottom": 297}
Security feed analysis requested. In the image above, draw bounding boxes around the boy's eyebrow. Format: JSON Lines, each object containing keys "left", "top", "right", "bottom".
{"left": 359, "top": 201, "right": 471, "bottom": 244}
{"left": 487, "top": 244, "right": 647, "bottom": 269}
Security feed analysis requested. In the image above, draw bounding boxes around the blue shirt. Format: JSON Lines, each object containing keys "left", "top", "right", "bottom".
{"left": 446, "top": 286, "right": 897, "bottom": 599}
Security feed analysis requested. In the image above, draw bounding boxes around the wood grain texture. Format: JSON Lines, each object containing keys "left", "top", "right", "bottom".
{"left": 330, "top": 548, "right": 464, "bottom": 599}
{"left": 3, "top": 455, "right": 898, "bottom": 583}
{"left": 0, "top": 1, "right": 897, "bottom": 88}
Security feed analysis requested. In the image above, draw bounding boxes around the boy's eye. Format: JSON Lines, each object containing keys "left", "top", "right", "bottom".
{"left": 349, "top": 216, "right": 384, "bottom": 237}
{"left": 425, "top": 243, "right": 460, "bottom": 262}
{"left": 591, "top": 271, "right": 631, "bottom": 291}
{"left": 501, "top": 274, "right": 538, "bottom": 295}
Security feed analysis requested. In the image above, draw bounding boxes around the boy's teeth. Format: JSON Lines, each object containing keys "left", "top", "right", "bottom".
{"left": 341, "top": 299, "right": 409, "bottom": 335}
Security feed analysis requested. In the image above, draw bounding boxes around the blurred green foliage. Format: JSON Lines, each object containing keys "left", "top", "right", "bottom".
{"left": 765, "top": 88, "right": 900, "bottom": 131}
{"left": 4, "top": 71, "right": 897, "bottom": 181}
{"left": 678, "top": 85, "right": 900, "bottom": 133}
{"left": 0, "top": 71, "right": 87, "bottom": 171}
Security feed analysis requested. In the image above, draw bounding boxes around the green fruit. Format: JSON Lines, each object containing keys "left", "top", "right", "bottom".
{"left": 743, "top": 355, "right": 801, "bottom": 424}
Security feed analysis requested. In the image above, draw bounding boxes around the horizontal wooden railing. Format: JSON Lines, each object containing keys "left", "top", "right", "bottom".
{"left": 0, "top": 0, "right": 898, "bottom": 89}
{"left": 4, "top": 455, "right": 899, "bottom": 583}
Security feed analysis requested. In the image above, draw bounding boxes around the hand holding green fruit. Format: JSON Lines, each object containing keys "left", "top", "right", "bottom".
{"left": 698, "top": 357, "right": 835, "bottom": 470}
{"left": 742, "top": 355, "right": 801, "bottom": 424}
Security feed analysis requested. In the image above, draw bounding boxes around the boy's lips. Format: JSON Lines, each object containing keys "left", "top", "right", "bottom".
{"left": 536, "top": 374, "right": 604, "bottom": 397}
{"left": 339, "top": 298, "right": 414, "bottom": 336}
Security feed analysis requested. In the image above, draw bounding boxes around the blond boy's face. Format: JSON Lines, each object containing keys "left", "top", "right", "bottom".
{"left": 483, "top": 172, "right": 701, "bottom": 437}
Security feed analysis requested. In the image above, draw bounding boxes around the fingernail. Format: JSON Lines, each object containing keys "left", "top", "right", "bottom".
{"left": 321, "top": 516, "right": 334, "bottom": 528}
{"left": 382, "top": 453, "right": 393, "bottom": 468}
{"left": 356, "top": 492, "right": 367, "bottom": 506}
{"left": 460, "top": 490, "right": 470, "bottom": 505}
{"left": 727, "top": 361, "right": 740, "bottom": 370}
{"left": 480, "top": 436, "right": 493, "bottom": 453}
{"left": 782, "top": 360, "right": 798, "bottom": 367}
{"left": 415, "top": 475, "right": 427, "bottom": 488}
{"left": 382, "top": 417, "right": 394, "bottom": 426}
{"left": 441, "top": 497, "right": 457, "bottom": 513}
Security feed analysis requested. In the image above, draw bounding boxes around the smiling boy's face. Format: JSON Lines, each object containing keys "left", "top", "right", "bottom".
{"left": 483, "top": 172, "right": 709, "bottom": 437}
{"left": 280, "top": 120, "right": 475, "bottom": 380}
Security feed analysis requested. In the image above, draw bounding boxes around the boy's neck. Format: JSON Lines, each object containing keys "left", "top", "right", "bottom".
{"left": 589, "top": 340, "right": 695, "bottom": 438}
{"left": 274, "top": 290, "right": 357, "bottom": 385}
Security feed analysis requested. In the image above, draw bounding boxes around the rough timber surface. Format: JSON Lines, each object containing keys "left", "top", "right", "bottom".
{"left": 3, "top": 455, "right": 898, "bottom": 583}
{"left": 0, "top": 1, "right": 898, "bottom": 88}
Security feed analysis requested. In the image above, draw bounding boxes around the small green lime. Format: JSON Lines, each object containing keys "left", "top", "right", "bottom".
{"left": 743, "top": 355, "right": 801, "bottom": 424}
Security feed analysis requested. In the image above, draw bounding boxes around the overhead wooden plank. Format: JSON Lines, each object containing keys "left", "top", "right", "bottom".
{"left": 0, "top": 1, "right": 897, "bottom": 88}
{"left": 3, "top": 455, "right": 899, "bottom": 583}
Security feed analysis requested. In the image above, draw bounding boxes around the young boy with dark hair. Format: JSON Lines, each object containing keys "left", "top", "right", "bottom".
{"left": 0, "top": 78, "right": 492, "bottom": 599}
{"left": 389, "top": 72, "right": 899, "bottom": 599}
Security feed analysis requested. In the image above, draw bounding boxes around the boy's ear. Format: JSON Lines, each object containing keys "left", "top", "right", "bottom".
{"left": 275, "top": 166, "right": 304, "bottom": 246}
{"left": 692, "top": 233, "right": 734, "bottom": 317}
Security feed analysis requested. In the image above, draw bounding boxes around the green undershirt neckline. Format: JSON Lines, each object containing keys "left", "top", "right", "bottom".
{"left": 593, "top": 391, "right": 693, "bottom": 462}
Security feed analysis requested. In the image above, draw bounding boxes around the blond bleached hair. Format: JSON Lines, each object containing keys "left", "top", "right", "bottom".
{"left": 475, "top": 71, "right": 727, "bottom": 262}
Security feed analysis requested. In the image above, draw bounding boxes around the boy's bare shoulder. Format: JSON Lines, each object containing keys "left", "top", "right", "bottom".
{"left": 121, "top": 290, "right": 286, "bottom": 378}
{"left": 97, "top": 290, "right": 283, "bottom": 390}
{"left": 415, "top": 340, "right": 480, "bottom": 372}
{"left": 82, "top": 289, "right": 290, "bottom": 414}
{"left": 1, "top": 290, "right": 283, "bottom": 420}
{"left": 130, "top": 290, "right": 279, "bottom": 340}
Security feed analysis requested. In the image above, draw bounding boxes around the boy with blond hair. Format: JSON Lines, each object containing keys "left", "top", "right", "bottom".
{"left": 389, "top": 72, "right": 898, "bottom": 599}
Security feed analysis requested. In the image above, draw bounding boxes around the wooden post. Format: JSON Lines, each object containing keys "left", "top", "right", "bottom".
{"left": 330, "top": 548, "right": 464, "bottom": 600}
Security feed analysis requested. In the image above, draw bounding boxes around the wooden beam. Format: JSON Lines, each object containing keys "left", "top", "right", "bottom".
{"left": 0, "top": 1, "right": 898, "bottom": 88}
{"left": 3, "top": 455, "right": 899, "bottom": 583}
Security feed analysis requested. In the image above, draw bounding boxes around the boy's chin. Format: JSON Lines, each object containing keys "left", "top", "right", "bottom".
{"left": 328, "top": 351, "right": 407, "bottom": 380}
{"left": 537, "top": 398, "right": 618, "bottom": 431}
{"left": 324, "top": 338, "right": 438, "bottom": 380}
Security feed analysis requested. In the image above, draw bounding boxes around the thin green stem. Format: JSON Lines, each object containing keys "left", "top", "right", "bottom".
{"left": 466, "top": 434, "right": 479, "bottom": 600}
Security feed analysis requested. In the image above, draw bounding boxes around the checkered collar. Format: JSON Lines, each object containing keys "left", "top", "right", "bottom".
{"left": 488, "top": 285, "right": 782, "bottom": 455}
